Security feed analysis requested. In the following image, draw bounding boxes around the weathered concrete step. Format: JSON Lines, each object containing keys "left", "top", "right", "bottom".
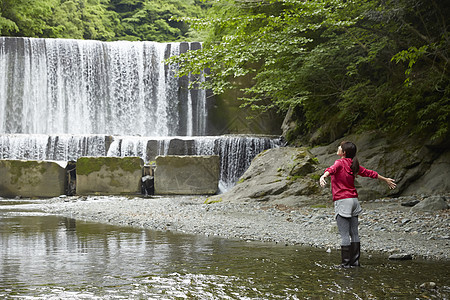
{"left": 76, "top": 157, "right": 144, "bottom": 196}
{"left": 154, "top": 155, "right": 220, "bottom": 195}
{"left": 0, "top": 155, "right": 220, "bottom": 197}
{"left": 0, "top": 160, "right": 67, "bottom": 198}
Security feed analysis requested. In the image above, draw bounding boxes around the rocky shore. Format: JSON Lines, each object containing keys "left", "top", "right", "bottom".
{"left": 39, "top": 193, "right": 450, "bottom": 261}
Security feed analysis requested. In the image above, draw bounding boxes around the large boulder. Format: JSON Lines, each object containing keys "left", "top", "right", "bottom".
{"left": 0, "top": 160, "right": 67, "bottom": 197}
{"left": 207, "top": 147, "right": 326, "bottom": 206}
{"left": 411, "top": 196, "right": 449, "bottom": 212}
{"left": 154, "top": 155, "right": 220, "bottom": 195}
{"left": 76, "top": 157, "right": 143, "bottom": 195}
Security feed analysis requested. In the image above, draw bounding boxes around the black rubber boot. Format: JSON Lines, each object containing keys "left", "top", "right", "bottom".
{"left": 341, "top": 245, "right": 351, "bottom": 268}
{"left": 350, "top": 242, "right": 361, "bottom": 267}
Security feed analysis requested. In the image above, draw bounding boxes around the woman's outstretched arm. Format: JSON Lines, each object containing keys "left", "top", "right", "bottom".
{"left": 378, "top": 174, "right": 397, "bottom": 189}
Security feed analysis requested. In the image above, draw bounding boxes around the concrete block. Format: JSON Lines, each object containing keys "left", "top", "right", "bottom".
{"left": 154, "top": 155, "right": 219, "bottom": 195}
{"left": 0, "top": 160, "right": 66, "bottom": 198}
{"left": 76, "top": 157, "right": 143, "bottom": 195}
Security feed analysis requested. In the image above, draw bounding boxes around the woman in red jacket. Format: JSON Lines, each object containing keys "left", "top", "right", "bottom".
{"left": 320, "top": 141, "right": 396, "bottom": 267}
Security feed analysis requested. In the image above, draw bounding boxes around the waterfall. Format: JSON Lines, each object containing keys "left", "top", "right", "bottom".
{"left": 0, "top": 134, "right": 107, "bottom": 161}
{"left": 0, "top": 37, "right": 282, "bottom": 193}
{"left": 0, "top": 37, "right": 206, "bottom": 136}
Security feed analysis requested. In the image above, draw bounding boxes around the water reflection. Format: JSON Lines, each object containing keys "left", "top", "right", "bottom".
{"left": 0, "top": 206, "right": 449, "bottom": 299}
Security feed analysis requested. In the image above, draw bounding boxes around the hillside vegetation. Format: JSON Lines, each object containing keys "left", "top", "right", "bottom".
{"left": 169, "top": 0, "right": 449, "bottom": 146}
{"left": 0, "top": 0, "right": 210, "bottom": 41}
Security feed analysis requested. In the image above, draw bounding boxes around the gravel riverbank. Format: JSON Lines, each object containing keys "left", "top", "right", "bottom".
{"left": 35, "top": 194, "right": 450, "bottom": 261}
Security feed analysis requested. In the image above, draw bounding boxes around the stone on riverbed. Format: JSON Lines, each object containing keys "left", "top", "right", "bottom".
{"left": 401, "top": 199, "right": 420, "bottom": 207}
{"left": 388, "top": 253, "right": 413, "bottom": 260}
{"left": 0, "top": 160, "right": 67, "bottom": 198}
{"left": 154, "top": 155, "right": 220, "bottom": 195}
{"left": 410, "top": 196, "right": 449, "bottom": 212}
{"left": 76, "top": 157, "right": 143, "bottom": 195}
{"left": 420, "top": 282, "right": 437, "bottom": 290}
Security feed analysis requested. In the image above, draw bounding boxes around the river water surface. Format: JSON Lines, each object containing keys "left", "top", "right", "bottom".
{"left": 0, "top": 200, "right": 449, "bottom": 299}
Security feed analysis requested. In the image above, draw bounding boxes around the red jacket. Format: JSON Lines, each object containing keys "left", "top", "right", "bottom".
{"left": 325, "top": 158, "right": 378, "bottom": 201}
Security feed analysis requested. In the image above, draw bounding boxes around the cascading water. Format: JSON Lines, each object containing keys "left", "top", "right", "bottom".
{"left": 0, "top": 37, "right": 281, "bottom": 192}
{"left": 0, "top": 37, "right": 206, "bottom": 136}
{"left": 191, "top": 136, "right": 280, "bottom": 191}
{"left": 0, "top": 134, "right": 107, "bottom": 161}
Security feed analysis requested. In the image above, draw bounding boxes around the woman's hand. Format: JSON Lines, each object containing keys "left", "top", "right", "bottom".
{"left": 320, "top": 172, "right": 329, "bottom": 187}
{"left": 378, "top": 175, "right": 397, "bottom": 189}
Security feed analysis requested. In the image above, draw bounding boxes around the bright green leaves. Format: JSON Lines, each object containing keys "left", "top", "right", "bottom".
{"left": 170, "top": 0, "right": 358, "bottom": 104}
{"left": 49, "top": 0, "right": 117, "bottom": 40}
{"left": 0, "top": 0, "right": 117, "bottom": 39}
{"left": 0, "top": 14, "right": 18, "bottom": 34}
{"left": 392, "top": 45, "right": 430, "bottom": 85}
{"left": 117, "top": 0, "right": 204, "bottom": 41}
{"left": 0, "top": 0, "right": 211, "bottom": 41}
{"left": 0, "top": 0, "right": 58, "bottom": 37}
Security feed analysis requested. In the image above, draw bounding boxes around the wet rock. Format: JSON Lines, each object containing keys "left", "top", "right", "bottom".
{"left": 419, "top": 282, "right": 437, "bottom": 290}
{"left": 141, "top": 175, "right": 154, "bottom": 196}
{"left": 401, "top": 200, "right": 420, "bottom": 207}
{"left": 411, "top": 196, "right": 449, "bottom": 212}
{"left": 388, "top": 253, "right": 413, "bottom": 260}
{"left": 167, "top": 138, "right": 196, "bottom": 156}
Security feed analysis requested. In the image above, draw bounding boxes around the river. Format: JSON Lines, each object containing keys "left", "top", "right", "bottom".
{"left": 0, "top": 199, "right": 448, "bottom": 299}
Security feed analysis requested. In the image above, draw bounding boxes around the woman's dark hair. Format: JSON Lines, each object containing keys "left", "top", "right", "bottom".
{"left": 340, "top": 141, "right": 359, "bottom": 177}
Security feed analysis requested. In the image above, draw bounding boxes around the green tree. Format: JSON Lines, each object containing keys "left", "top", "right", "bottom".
{"left": 111, "top": 0, "right": 210, "bottom": 41}
{"left": 1, "top": 0, "right": 210, "bottom": 41}
{"left": 0, "top": 0, "right": 117, "bottom": 40}
{"left": 48, "top": 0, "right": 117, "bottom": 40}
{"left": 169, "top": 0, "right": 449, "bottom": 142}
{"left": 0, "top": 0, "right": 58, "bottom": 36}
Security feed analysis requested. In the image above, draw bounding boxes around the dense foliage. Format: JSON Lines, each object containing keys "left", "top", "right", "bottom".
{"left": 169, "top": 0, "right": 449, "bottom": 143}
{"left": 0, "top": 0, "right": 210, "bottom": 41}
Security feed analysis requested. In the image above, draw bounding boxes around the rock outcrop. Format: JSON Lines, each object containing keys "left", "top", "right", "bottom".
{"left": 207, "top": 147, "right": 327, "bottom": 206}
{"left": 212, "top": 132, "right": 450, "bottom": 206}
{"left": 310, "top": 132, "right": 450, "bottom": 199}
